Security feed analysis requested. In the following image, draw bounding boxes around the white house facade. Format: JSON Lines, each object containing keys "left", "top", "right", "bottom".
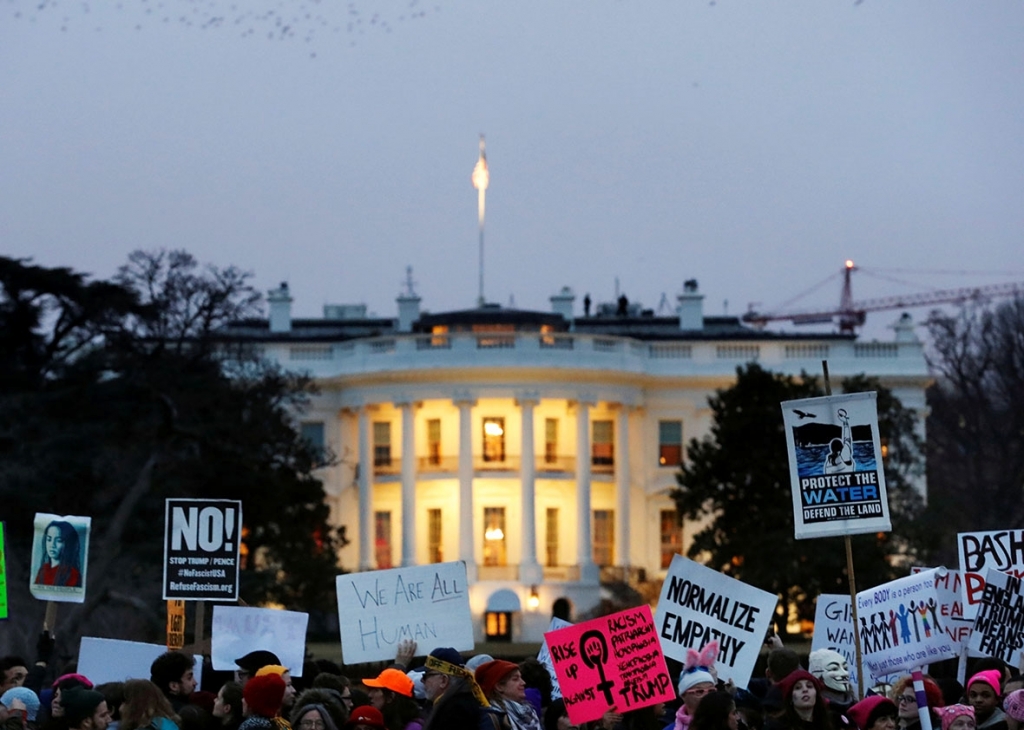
{"left": 223, "top": 281, "right": 931, "bottom": 643}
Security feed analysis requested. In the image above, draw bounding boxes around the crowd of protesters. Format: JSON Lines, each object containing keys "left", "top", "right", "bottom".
{"left": 2, "top": 633, "right": 1024, "bottom": 730}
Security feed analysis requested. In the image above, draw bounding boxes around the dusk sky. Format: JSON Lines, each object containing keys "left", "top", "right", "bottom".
{"left": 3, "top": 1, "right": 1023, "bottom": 338}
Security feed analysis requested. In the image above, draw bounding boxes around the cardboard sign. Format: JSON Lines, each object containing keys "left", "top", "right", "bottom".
{"left": 163, "top": 499, "right": 242, "bottom": 601}
{"left": 856, "top": 568, "right": 958, "bottom": 677}
{"left": 30, "top": 513, "right": 90, "bottom": 603}
{"left": 911, "top": 567, "right": 977, "bottom": 653}
{"left": 968, "top": 568, "right": 1024, "bottom": 664}
{"left": 654, "top": 556, "right": 778, "bottom": 687}
{"left": 78, "top": 637, "right": 202, "bottom": 686}
{"left": 545, "top": 605, "right": 673, "bottom": 725}
{"left": 538, "top": 616, "right": 573, "bottom": 699}
{"left": 336, "top": 561, "right": 473, "bottom": 664}
{"left": 167, "top": 600, "right": 186, "bottom": 650}
{"left": 957, "top": 531, "right": 1024, "bottom": 619}
{"left": 211, "top": 605, "right": 308, "bottom": 675}
{"left": 811, "top": 594, "right": 862, "bottom": 689}
{"left": 0, "top": 523, "right": 8, "bottom": 620}
{"left": 781, "top": 392, "right": 891, "bottom": 540}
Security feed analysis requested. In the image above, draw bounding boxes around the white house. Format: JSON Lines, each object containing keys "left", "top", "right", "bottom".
{"left": 223, "top": 279, "right": 930, "bottom": 643}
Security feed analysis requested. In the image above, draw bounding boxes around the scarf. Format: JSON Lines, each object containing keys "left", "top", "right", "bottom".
{"left": 493, "top": 699, "right": 542, "bottom": 730}
{"left": 424, "top": 655, "right": 489, "bottom": 707}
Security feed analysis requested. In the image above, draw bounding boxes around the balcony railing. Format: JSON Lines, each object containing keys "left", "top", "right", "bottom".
{"left": 537, "top": 455, "right": 575, "bottom": 473}
{"left": 418, "top": 455, "right": 459, "bottom": 472}
{"left": 475, "top": 455, "right": 521, "bottom": 471}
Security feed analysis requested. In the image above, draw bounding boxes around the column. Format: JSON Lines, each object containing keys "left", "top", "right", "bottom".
{"left": 518, "top": 395, "right": 542, "bottom": 583}
{"left": 400, "top": 400, "right": 417, "bottom": 567}
{"left": 358, "top": 406, "right": 372, "bottom": 571}
{"left": 456, "top": 396, "right": 478, "bottom": 582}
{"left": 615, "top": 405, "right": 631, "bottom": 570}
{"left": 575, "top": 397, "right": 599, "bottom": 583}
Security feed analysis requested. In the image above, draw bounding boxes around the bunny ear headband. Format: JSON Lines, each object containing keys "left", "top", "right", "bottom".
{"left": 683, "top": 640, "right": 719, "bottom": 674}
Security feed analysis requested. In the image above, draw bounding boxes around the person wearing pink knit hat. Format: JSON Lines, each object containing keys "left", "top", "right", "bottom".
{"left": 966, "top": 671, "right": 1005, "bottom": 730}
{"left": 937, "top": 705, "right": 975, "bottom": 730}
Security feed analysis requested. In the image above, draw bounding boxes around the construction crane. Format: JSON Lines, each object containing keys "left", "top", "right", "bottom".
{"left": 742, "top": 261, "right": 1024, "bottom": 334}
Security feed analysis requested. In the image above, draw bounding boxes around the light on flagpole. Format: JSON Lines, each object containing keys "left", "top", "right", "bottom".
{"left": 471, "top": 135, "right": 489, "bottom": 306}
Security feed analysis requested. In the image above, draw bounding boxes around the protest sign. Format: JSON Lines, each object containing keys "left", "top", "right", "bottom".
{"left": 78, "top": 637, "right": 202, "bottom": 686}
{"left": 812, "top": 594, "right": 862, "bottom": 688}
{"left": 967, "top": 568, "right": 1024, "bottom": 664}
{"left": 30, "top": 513, "right": 90, "bottom": 603}
{"left": 856, "top": 568, "right": 958, "bottom": 677}
{"left": 163, "top": 499, "right": 242, "bottom": 601}
{"left": 545, "top": 605, "right": 673, "bottom": 725}
{"left": 654, "top": 556, "right": 778, "bottom": 687}
{"left": 211, "top": 605, "right": 308, "bottom": 674}
{"left": 781, "top": 392, "right": 891, "bottom": 540}
{"left": 538, "top": 616, "right": 573, "bottom": 699}
{"left": 957, "top": 531, "right": 1024, "bottom": 619}
{"left": 167, "top": 600, "right": 186, "bottom": 650}
{"left": 0, "top": 523, "right": 7, "bottom": 620}
{"left": 336, "top": 561, "right": 473, "bottom": 664}
{"left": 911, "top": 568, "right": 976, "bottom": 652}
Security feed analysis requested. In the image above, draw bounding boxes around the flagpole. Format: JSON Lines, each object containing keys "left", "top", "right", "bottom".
{"left": 472, "top": 135, "right": 489, "bottom": 307}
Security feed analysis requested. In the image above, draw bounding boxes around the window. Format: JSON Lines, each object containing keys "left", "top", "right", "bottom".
{"left": 659, "top": 420, "right": 683, "bottom": 467}
{"left": 373, "top": 422, "right": 392, "bottom": 467}
{"left": 544, "top": 418, "right": 558, "bottom": 464}
{"left": 300, "top": 422, "right": 327, "bottom": 466}
{"left": 427, "top": 419, "right": 442, "bottom": 466}
{"left": 660, "top": 510, "right": 681, "bottom": 569}
{"left": 485, "top": 611, "right": 512, "bottom": 642}
{"left": 545, "top": 508, "right": 559, "bottom": 567}
{"left": 592, "top": 420, "right": 614, "bottom": 466}
{"left": 482, "top": 417, "right": 505, "bottom": 462}
{"left": 428, "top": 508, "right": 443, "bottom": 563}
{"left": 374, "top": 511, "right": 392, "bottom": 569}
{"left": 593, "top": 509, "right": 614, "bottom": 567}
{"left": 483, "top": 507, "right": 507, "bottom": 566}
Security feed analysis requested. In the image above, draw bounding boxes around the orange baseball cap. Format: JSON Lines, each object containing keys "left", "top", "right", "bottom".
{"left": 362, "top": 668, "right": 414, "bottom": 697}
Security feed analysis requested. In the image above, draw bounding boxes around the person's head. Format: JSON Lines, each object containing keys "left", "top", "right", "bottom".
{"left": 361, "top": 668, "right": 413, "bottom": 710}
{"left": 0, "top": 658, "right": 29, "bottom": 694}
{"left": 966, "top": 671, "right": 1002, "bottom": 723}
{"left": 213, "top": 682, "right": 243, "bottom": 727}
{"left": 847, "top": 696, "right": 898, "bottom": 730}
{"left": 1, "top": 687, "right": 42, "bottom": 722}
{"left": 778, "top": 670, "right": 827, "bottom": 725}
{"left": 310, "top": 675, "right": 351, "bottom": 713}
{"left": 422, "top": 648, "right": 466, "bottom": 703}
{"left": 517, "top": 659, "right": 554, "bottom": 709}
{"left": 938, "top": 705, "right": 976, "bottom": 730}
{"left": 43, "top": 521, "right": 80, "bottom": 568}
{"left": 766, "top": 649, "right": 801, "bottom": 685}
{"left": 61, "top": 689, "right": 111, "bottom": 730}
{"left": 808, "top": 650, "right": 851, "bottom": 695}
{"left": 178, "top": 704, "right": 215, "bottom": 730}
{"left": 692, "top": 691, "right": 740, "bottom": 730}
{"left": 289, "top": 688, "right": 348, "bottom": 730}
{"left": 828, "top": 439, "right": 844, "bottom": 462}
{"left": 233, "top": 651, "right": 281, "bottom": 687}
{"left": 343, "top": 706, "right": 384, "bottom": 730}
{"left": 891, "top": 676, "right": 943, "bottom": 722}
{"left": 475, "top": 661, "right": 524, "bottom": 704}
{"left": 242, "top": 674, "right": 285, "bottom": 719}
{"left": 119, "top": 679, "right": 179, "bottom": 730}
{"left": 543, "top": 699, "right": 577, "bottom": 730}
{"left": 150, "top": 651, "right": 196, "bottom": 699}
{"left": 52, "top": 675, "right": 96, "bottom": 718}
{"left": 255, "top": 666, "right": 294, "bottom": 708}
{"left": 678, "top": 668, "right": 716, "bottom": 715}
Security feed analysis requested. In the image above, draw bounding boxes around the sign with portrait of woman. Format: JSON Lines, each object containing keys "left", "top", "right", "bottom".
{"left": 29, "top": 513, "right": 91, "bottom": 603}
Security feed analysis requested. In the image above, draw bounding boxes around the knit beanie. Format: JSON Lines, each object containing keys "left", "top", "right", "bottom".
{"left": 61, "top": 688, "right": 105, "bottom": 727}
{"left": 847, "top": 696, "right": 897, "bottom": 730}
{"left": 255, "top": 665, "right": 289, "bottom": 678}
{"left": 344, "top": 705, "right": 385, "bottom": 730}
{"left": 0, "top": 687, "right": 41, "bottom": 721}
{"left": 937, "top": 704, "right": 975, "bottom": 730}
{"left": 1004, "top": 692, "right": 1024, "bottom": 723}
{"left": 466, "top": 654, "right": 494, "bottom": 672}
{"left": 474, "top": 660, "right": 519, "bottom": 697}
{"left": 967, "top": 670, "right": 1002, "bottom": 698}
{"left": 244, "top": 673, "right": 286, "bottom": 718}
{"left": 777, "top": 670, "right": 823, "bottom": 703}
{"left": 678, "top": 668, "right": 715, "bottom": 696}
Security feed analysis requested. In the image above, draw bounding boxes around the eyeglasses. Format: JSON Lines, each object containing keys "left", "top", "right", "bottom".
{"left": 898, "top": 696, "right": 917, "bottom": 705}
{"left": 685, "top": 687, "right": 713, "bottom": 698}
{"left": 422, "top": 671, "right": 441, "bottom": 681}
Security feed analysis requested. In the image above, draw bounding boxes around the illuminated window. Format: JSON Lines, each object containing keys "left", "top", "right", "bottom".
{"left": 373, "top": 422, "right": 392, "bottom": 467}
{"left": 428, "top": 508, "right": 442, "bottom": 563}
{"left": 545, "top": 508, "right": 559, "bottom": 567}
{"left": 374, "top": 511, "right": 392, "bottom": 569}
{"left": 427, "top": 419, "right": 442, "bottom": 466}
{"left": 592, "top": 420, "right": 614, "bottom": 466}
{"left": 482, "top": 417, "right": 505, "bottom": 462}
{"left": 485, "top": 611, "right": 512, "bottom": 642}
{"left": 660, "top": 510, "right": 681, "bottom": 569}
{"left": 483, "top": 507, "right": 507, "bottom": 567}
{"left": 593, "top": 509, "right": 614, "bottom": 567}
{"left": 545, "top": 418, "right": 558, "bottom": 464}
{"left": 659, "top": 420, "right": 683, "bottom": 467}
{"left": 881, "top": 437, "right": 890, "bottom": 463}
